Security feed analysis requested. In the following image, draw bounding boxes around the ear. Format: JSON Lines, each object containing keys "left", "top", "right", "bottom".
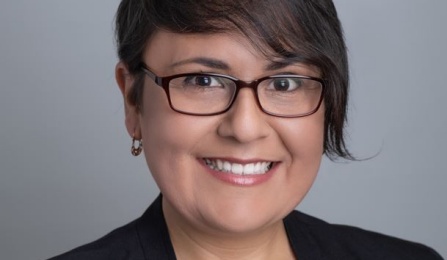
{"left": 115, "top": 61, "right": 142, "bottom": 139}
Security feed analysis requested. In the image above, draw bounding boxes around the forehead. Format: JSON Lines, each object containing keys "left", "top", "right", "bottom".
{"left": 143, "top": 30, "right": 319, "bottom": 77}
{"left": 145, "top": 30, "right": 261, "bottom": 63}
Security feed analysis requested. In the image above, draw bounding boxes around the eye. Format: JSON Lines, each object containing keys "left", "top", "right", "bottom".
{"left": 184, "top": 75, "right": 223, "bottom": 88}
{"left": 269, "top": 78, "right": 303, "bottom": 91}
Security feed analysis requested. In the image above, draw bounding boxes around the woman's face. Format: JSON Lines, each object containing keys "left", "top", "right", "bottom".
{"left": 120, "top": 30, "right": 325, "bottom": 235}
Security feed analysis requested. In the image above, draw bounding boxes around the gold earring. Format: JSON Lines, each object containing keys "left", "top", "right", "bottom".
{"left": 131, "top": 137, "right": 143, "bottom": 156}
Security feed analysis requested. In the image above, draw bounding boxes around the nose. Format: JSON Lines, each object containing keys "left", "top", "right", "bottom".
{"left": 217, "top": 88, "right": 271, "bottom": 143}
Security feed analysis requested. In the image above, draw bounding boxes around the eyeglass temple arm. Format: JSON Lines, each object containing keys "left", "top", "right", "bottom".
{"left": 140, "top": 63, "right": 164, "bottom": 85}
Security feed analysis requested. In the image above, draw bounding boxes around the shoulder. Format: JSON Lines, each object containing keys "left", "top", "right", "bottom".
{"left": 48, "top": 195, "right": 175, "bottom": 260}
{"left": 48, "top": 219, "right": 143, "bottom": 260}
{"left": 284, "top": 211, "right": 443, "bottom": 260}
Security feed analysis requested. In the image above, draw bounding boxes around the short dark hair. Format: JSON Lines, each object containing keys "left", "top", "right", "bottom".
{"left": 115, "top": 0, "right": 353, "bottom": 160}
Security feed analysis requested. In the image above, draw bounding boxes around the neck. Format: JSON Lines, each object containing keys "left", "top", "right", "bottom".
{"left": 162, "top": 198, "right": 295, "bottom": 260}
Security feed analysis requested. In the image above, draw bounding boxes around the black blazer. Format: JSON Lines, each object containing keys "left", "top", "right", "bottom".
{"left": 49, "top": 195, "right": 443, "bottom": 260}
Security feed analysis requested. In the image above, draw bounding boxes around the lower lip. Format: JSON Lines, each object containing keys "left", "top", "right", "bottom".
{"left": 199, "top": 160, "right": 278, "bottom": 186}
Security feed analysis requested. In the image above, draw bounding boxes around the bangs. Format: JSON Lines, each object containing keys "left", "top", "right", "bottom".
{"left": 118, "top": 0, "right": 345, "bottom": 76}
{"left": 146, "top": 0, "right": 343, "bottom": 78}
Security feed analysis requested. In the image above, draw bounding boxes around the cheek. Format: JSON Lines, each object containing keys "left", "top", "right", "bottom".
{"left": 139, "top": 83, "right": 196, "bottom": 153}
{"left": 138, "top": 85, "right": 218, "bottom": 190}
{"left": 274, "top": 110, "right": 325, "bottom": 198}
{"left": 138, "top": 85, "right": 187, "bottom": 183}
{"left": 280, "top": 112, "right": 325, "bottom": 162}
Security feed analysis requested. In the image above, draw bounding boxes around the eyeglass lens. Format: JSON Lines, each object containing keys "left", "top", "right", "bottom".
{"left": 167, "top": 74, "right": 323, "bottom": 117}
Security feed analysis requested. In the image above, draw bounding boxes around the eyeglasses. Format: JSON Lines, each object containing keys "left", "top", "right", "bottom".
{"left": 140, "top": 63, "right": 325, "bottom": 118}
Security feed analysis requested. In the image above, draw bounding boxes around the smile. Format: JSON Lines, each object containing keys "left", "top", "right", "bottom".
{"left": 204, "top": 158, "right": 273, "bottom": 175}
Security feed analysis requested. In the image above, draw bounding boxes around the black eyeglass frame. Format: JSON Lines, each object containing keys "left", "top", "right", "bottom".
{"left": 140, "top": 63, "right": 326, "bottom": 118}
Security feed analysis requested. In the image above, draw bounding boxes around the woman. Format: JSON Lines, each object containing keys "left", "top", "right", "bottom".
{"left": 50, "top": 0, "right": 442, "bottom": 259}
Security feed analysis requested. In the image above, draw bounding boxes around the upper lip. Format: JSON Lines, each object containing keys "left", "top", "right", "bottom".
{"left": 201, "top": 157, "right": 277, "bottom": 164}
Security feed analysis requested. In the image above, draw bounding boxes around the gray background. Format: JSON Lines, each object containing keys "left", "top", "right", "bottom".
{"left": 1, "top": 1, "right": 446, "bottom": 259}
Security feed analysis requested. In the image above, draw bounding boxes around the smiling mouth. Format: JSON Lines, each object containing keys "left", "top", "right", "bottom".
{"left": 203, "top": 158, "right": 274, "bottom": 175}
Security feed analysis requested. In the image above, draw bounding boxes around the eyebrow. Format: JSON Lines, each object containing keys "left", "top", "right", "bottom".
{"left": 169, "top": 57, "right": 305, "bottom": 71}
{"left": 170, "top": 57, "right": 230, "bottom": 70}
{"left": 265, "top": 59, "right": 300, "bottom": 71}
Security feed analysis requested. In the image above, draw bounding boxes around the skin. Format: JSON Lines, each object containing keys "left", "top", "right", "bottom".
{"left": 116, "top": 30, "right": 325, "bottom": 260}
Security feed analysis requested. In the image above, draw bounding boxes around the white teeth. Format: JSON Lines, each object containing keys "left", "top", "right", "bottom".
{"left": 204, "top": 159, "right": 273, "bottom": 175}
{"left": 254, "top": 162, "right": 261, "bottom": 173}
{"left": 232, "top": 164, "right": 243, "bottom": 174}
{"left": 217, "top": 159, "right": 223, "bottom": 169}
{"left": 243, "top": 164, "right": 254, "bottom": 175}
{"left": 223, "top": 161, "right": 231, "bottom": 172}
